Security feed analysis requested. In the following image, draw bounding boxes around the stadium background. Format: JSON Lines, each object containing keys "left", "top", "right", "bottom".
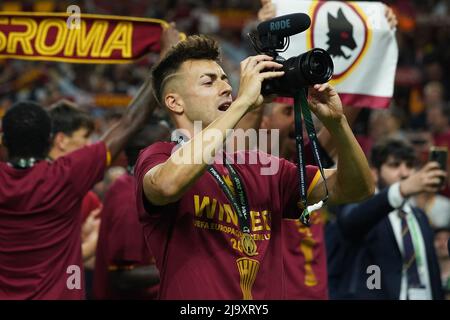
{"left": 0, "top": 0, "right": 449, "bottom": 299}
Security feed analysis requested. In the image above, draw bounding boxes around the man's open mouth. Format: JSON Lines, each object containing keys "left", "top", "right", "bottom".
{"left": 218, "top": 102, "right": 231, "bottom": 111}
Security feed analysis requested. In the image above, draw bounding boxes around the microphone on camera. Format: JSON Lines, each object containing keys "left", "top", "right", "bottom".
{"left": 257, "top": 13, "right": 311, "bottom": 38}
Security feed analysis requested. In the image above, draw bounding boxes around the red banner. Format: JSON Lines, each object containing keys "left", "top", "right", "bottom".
{"left": 0, "top": 12, "right": 175, "bottom": 64}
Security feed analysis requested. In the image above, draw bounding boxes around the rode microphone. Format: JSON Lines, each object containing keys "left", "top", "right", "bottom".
{"left": 256, "top": 13, "right": 311, "bottom": 38}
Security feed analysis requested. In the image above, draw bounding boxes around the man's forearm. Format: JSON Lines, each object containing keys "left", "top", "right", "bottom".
{"left": 317, "top": 105, "right": 361, "bottom": 159}
{"left": 145, "top": 99, "right": 250, "bottom": 205}
{"left": 82, "top": 239, "right": 97, "bottom": 262}
{"left": 102, "top": 77, "right": 156, "bottom": 159}
{"left": 326, "top": 116, "right": 374, "bottom": 203}
{"left": 338, "top": 188, "right": 393, "bottom": 240}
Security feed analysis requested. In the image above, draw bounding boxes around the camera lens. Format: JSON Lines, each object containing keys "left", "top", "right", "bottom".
{"left": 261, "top": 48, "right": 334, "bottom": 96}
{"left": 309, "top": 55, "right": 325, "bottom": 75}
{"left": 301, "top": 49, "right": 334, "bottom": 83}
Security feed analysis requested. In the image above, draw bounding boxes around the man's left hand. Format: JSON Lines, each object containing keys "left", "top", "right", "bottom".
{"left": 308, "top": 83, "right": 344, "bottom": 127}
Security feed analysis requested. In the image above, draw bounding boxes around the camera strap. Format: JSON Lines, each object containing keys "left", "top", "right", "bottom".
{"left": 294, "top": 88, "right": 329, "bottom": 226}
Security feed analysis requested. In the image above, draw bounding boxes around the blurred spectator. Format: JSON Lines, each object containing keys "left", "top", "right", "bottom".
{"left": 94, "top": 122, "right": 170, "bottom": 299}
{"left": 434, "top": 228, "right": 450, "bottom": 299}
{"left": 327, "top": 139, "right": 446, "bottom": 300}
{"left": 48, "top": 100, "right": 103, "bottom": 299}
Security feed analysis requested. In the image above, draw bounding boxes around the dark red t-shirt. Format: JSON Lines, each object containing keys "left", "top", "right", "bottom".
{"left": 282, "top": 212, "right": 328, "bottom": 299}
{"left": 81, "top": 191, "right": 102, "bottom": 223}
{"left": 285, "top": 145, "right": 329, "bottom": 300}
{"left": 94, "top": 174, "right": 158, "bottom": 300}
{"left": 0, "top": 142, "right": 107, "bottom": 300}
{"left": 134, "top": 142, "right": 319, "bottom": 300}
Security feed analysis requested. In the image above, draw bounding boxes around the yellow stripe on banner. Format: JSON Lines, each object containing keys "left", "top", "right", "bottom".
{"left": 0, "top": 54, "right": 140, "bottom": 64}
{"left": 106, "top": 149, "right": 112, "bottom": 167}
{"left": 307, "top": 169, "right": 322, "bottom": 198}
{"left": 306, "top": 1, "right": 320, "bottom": 50}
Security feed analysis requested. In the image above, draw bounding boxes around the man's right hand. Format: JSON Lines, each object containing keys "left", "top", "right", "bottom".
{"left": 235, "top": 55, "right": 284, "bottom": 111}
{"left": 400, "top": 162, "right": 448, "bottom": 197}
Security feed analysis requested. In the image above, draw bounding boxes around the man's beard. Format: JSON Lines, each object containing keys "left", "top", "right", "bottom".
{"left": 377, "top": 175, "right": 389, "bottom": 190}
{"left": 377, "top": 175, "right": 408, "bottom": 191}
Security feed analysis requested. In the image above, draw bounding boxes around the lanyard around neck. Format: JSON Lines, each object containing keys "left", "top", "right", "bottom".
{"left": 172, "top": 135, "right": 258, "bottom": 256}
{"left": 207, "top": 155, "right": 251, "bottom": 235}
{"left": 172, "top": 136, "right": 251, "bottom": 235}
{"left": 7, "top": 157, "right": 40, "bottom": 169}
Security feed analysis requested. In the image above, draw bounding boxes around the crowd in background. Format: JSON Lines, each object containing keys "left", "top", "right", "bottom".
{"left": 0, "top": 0, "right": 449, "bottom": 299}
{"left": 1, "top": 0, "right": 450, "bottom": 136}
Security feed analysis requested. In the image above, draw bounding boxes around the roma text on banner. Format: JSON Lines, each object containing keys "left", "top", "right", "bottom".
{"left": 0, "top": 12, "right": 184, "bottom": 64}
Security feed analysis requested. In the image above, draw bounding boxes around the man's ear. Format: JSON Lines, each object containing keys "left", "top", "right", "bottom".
{"left": 371, "top": 167, "right": 379, "bottom": 185}
{"left": 164, "top": 93, "right": 184, "bottom": 114}
{"left": 53, "top": 132, "right": 68, "bottom": 152}
{"left": 260, "top": 115, "right": 270, "bottom": 130}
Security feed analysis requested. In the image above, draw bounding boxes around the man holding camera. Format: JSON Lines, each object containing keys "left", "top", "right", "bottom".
{"left": 327, "top": 139, "right": 447, "bottom": 299}
{"left": 255, "top": 0, "right": 400, "bottom": 299}
{"left": 135, "top": 35, "right": 374, "bottom": 299}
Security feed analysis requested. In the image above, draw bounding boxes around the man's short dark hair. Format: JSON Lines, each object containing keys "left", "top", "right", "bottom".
{"left": 48, "top": 100, "right": 94, "bottom": 138}
{"left": 370, "top": 138, "right": 416, "bottom": 170}
{"left": 152, "top": 35, "right": 221, "bottom": 103}
{"left": 2, "top": 101, "right": 51, "bottom": 159}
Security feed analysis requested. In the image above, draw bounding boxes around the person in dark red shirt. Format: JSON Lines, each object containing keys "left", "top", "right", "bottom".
{"left": 48, "top": 101, "right": 102, "bottom": 254}
{"left": 47, "top": 100, "right": 103, "bottom": 299}
{"left": 0, "top": 77, "right": 155, "bottom": 300}
{"left": 135, "top": 35, "right": 374, "bottom": 299}
{"left": 94, "top": 122, "right": 170, "bottom": 299}
{"left": 0, "top": 23, "right": 181, "bottom": 300}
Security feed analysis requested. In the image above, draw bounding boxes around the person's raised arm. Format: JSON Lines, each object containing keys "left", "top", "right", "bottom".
{"left": 338, "top": 162, "right": 447, "bottom": 240}
{"left": 307, "top": 84, "right": 375, "bottom": 205}
{"left": 101, "top": 24, "right": 181, "bottom": 160}
{"left": 144, "top": 55, "right": 284, "bottom": 206}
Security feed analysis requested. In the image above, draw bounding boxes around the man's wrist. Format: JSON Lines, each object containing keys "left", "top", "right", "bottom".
{"left": 388, "top": 182, "right": 407, "bottom": 208}
{"left": 323, "top": 114, "right": 347, "bottom": 134}
{"left": 231, "top": 97, "right": 252, "bottom": 114}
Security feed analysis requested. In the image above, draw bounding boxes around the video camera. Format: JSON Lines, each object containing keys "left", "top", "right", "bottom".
{"left": 249, "top": 13, "right": 334, "bottom": 97}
